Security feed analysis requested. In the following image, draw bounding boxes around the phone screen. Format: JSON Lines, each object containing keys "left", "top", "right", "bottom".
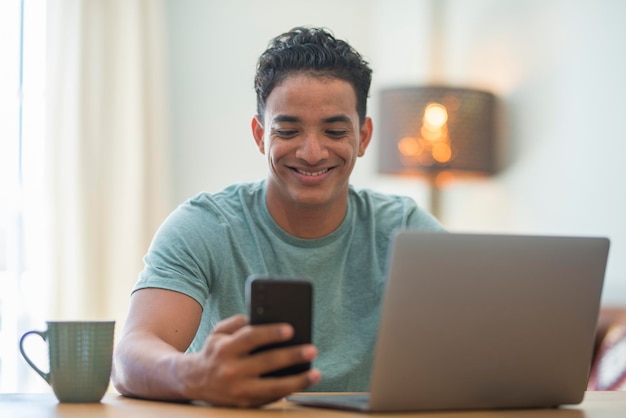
{"left": 246, "top": 276, "right": 313, "bottom": 377}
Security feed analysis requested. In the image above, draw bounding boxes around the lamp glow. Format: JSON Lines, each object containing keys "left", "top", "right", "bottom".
{"left": 398, "top": 136, "right": 420, "bottom": 157}
{"left": 423, "top": 103, "right": 448, "bottom": 128}
{"left": 432, "top": 143, "right": 452, "bottom": 163}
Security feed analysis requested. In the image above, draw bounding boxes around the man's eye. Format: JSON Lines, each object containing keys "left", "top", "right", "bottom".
{"left": 327, "top": 130, "right": 348, "bottom": 138}
{"left": 274, "top": 129, "right": 298, "bottom": 138}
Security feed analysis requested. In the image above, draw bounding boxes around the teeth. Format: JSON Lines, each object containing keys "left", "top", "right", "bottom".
{"left": 296, "top": 168, "right": 329, "bottom": 176}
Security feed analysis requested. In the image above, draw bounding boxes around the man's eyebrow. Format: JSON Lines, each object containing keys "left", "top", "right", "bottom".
{"left": 323, "top": 115, "right": 352, "bottom": 124}
{"left": 272, "top": 115, "right": 300, "bottom": 123}
{"left": 271, "top": 114, "right": 353, "bottom": 124}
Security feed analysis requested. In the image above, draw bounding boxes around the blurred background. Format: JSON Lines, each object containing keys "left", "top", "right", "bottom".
{"left": 1, "top": 0, "right": 624, "bottom": 392}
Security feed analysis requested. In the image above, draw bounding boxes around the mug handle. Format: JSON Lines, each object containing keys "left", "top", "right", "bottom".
{"left": 19, "top": 330, "right": 51, "bottom": 384}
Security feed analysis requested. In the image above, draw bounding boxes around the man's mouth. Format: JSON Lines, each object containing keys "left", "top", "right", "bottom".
{"left": 294, "top": 167, "right": 330, "bottom": 176}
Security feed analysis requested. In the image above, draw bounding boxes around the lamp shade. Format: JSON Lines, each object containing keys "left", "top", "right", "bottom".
{"left": 378, "top": 86, "right": 496, "bottom": 177}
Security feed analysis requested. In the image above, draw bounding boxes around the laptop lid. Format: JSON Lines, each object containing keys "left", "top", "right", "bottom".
{"left": 291, "top": 232, "right": 610, "bottom": 412}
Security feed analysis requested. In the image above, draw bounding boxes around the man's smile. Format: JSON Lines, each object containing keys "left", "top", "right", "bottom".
{"left": 293, "top": 167, "right": 331, "bottom": 177}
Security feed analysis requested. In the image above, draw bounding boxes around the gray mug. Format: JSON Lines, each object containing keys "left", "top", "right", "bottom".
{"left": 19, "top": 321, "right": 115, "bottom": 403}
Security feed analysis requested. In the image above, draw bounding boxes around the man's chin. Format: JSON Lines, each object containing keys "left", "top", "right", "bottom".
{"left": 287, "top": 187, "right": 348, "bottom": 209}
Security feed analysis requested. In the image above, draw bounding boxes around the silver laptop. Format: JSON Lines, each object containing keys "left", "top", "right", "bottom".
{"left": 288, "top": 231, "right": 610, "bottom": 412}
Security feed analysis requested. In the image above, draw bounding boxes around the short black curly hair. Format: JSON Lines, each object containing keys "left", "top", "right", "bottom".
{"left": 254, "top": 26, "right": 372, "bottom": 125}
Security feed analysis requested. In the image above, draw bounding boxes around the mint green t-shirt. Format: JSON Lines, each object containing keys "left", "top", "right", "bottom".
{"left": 134, "top": 180, "right": 444, "bottom": 391}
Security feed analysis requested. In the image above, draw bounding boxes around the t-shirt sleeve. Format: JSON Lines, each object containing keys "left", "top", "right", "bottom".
{"left": 404, "top": 198, "right": 446, "bottom": 231}
{"left": 132, "top": 202, "right": 218, "bottom": 307}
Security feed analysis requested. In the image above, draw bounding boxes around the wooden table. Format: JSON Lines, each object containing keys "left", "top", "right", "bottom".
{"left": 1, "top": 391, "right": 625, "bottom": 417}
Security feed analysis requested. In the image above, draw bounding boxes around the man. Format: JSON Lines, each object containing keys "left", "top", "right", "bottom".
{"left": 112, "top": 26, "right": 443, "bottom": 408}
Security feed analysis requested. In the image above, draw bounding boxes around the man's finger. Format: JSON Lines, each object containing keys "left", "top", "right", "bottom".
{"left": 212, "top": 314, "right": 249, "bottom": 335}
{"left": 223, "top": 323, "right": 293, "bottom": 356}
{"left": 244, "top": 344, "right": 317, "bottom": 377}
{"left": 233, "top": 368, "right": 322, "bottom": 407}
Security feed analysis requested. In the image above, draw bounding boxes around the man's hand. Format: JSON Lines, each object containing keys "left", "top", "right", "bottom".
{"left": 178, "top": 314, "right": 320, "bottom": 407}
{"left": 112, "top": 289, "right": 320, "bottom": 408}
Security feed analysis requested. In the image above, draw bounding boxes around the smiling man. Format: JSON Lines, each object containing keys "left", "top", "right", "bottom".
{"left": 112, "top": 27, "right": 443, "bottom": 408}
{"left": 252, "top": 73, "right": 370, "bottom": 238}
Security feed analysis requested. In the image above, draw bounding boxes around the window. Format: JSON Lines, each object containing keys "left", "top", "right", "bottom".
{"left": 0, "top": 0, "right": 48, "bottom": 392}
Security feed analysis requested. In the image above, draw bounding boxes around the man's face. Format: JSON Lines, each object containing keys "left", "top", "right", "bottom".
{"left": 252, "top": 74, "right": 372, "bottom": 212}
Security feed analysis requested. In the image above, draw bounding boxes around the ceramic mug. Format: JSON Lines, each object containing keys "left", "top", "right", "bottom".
{"left": 19, "top": 321, "right": 115, "bottom": 403}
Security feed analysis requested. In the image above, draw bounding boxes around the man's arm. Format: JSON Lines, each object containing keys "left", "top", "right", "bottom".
{"left": 112, "top": 288, "right": 321, "bottom": 408}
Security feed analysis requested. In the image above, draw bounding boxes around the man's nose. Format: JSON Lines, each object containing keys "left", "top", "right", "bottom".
{"left": 295, "top": 134, "right": 329, "bottom": 163}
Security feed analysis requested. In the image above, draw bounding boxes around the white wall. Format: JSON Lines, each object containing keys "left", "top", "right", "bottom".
{"left": 165, "top": 0, "right": 374, "bottom": 201}
{"left": 164, "top": 0, "right": 626, "bottom": 305}
{"left": 439, "top": 0, "right": 626, "bottom": 306}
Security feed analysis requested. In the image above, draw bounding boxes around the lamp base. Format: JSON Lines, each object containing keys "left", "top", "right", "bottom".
{"left": 428, "top": 173, "right": 442, "bottom": 221}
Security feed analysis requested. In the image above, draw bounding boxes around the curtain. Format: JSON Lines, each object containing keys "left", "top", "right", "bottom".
{"left": 46, "top": 0, "right": 169, "bottom": 324}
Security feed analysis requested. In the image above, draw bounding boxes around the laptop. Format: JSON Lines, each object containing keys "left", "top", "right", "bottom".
{"left": 288, "top": 231, "right": 610, "bottom": 412}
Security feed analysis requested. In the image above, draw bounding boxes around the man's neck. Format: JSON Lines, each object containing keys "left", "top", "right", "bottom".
{"left": 265, "top": 190, "right": 349, "bottom": 239}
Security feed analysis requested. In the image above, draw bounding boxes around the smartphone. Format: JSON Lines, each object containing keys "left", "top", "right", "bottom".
{"left": 246, "top": 275, "right": 313, "bottom": 377}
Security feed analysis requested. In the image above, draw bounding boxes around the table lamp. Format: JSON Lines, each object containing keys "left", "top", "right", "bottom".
{"left": 377, "top": 86, "right": 496, "bottom": 220}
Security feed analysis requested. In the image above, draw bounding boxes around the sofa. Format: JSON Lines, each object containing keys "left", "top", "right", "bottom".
{"left": 588, "top": 307, "right": 626, "bottom": 390}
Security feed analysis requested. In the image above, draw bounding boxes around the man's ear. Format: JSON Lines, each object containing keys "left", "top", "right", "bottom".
{"left": 252, "top": 115, "right": 265, "bottom": 154}
{"left": 358, "top": 117, "right": 373, "bottom": 157}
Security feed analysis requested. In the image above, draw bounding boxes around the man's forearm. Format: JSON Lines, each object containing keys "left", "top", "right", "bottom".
{"left": 112, "top": 332, "right": 191, "bottom": 401}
